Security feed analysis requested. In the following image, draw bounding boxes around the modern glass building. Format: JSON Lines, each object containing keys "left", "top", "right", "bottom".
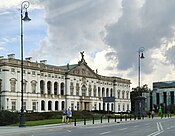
{"left": 152, "top": 81, "right": 175, "bottom": 112}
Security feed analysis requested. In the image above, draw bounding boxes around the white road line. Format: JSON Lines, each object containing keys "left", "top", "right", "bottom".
{"left": 157, "top": 122, "right": 160, "bottom": 132}
{"left": 167, "top": 125, "right": 175, "bottom": 130}
{"left": 67, "top": 130, "right": 71, "bottom": 132}
{"left": 147, "top": 122, "right": 164, "bottom": 136}
{"left": 119, "top": 128, "right": 128, "bottom": 131}
{"left": 100, "top": 131, "right": 111, "bottom": 135}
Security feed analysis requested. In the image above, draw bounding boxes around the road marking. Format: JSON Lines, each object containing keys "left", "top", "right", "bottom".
{"left": 167, "top": 125, "right": 175, "bottom": 130}
{"left": 119, "top": 128, "right": 127, "bottom": 131}
{"left": 67, "top": 130, "right": 71, "bottom": 132}
{"left": 134, "top": 125, "right": 138, "bottom": 128}
{"left": 147, "top": 122, "right": 164, "bottom": 136}
{"left": 100, "top": 131, "right": 111, "bottom": 135}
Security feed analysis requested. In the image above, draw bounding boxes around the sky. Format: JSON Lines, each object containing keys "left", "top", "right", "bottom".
{"left": 1, "top": 0, "right": 175, "bottom": 89}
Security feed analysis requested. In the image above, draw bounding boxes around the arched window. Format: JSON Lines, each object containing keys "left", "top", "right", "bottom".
{"left": 98, "top": 87, "right": 101, "bottom": 97}
{"left": 93, "top": 85, "right": 97, "bottom": 97}
{"left": 102, "top": 88, "right": 105, "bottom": 97}
{"left": 126, "top": 91, "right": 129, "bottom": 99}
{"left": 122, "top": 91, "right": 125, "bottom": 99}
{"left": 106, "top": 88, "right": 109, "bottom": 97}
{"left": 48, "top": 101, "right": 52, "bottom": 110}
{"left": 41, "top": 100, "right": 45, "bottom": 111}
{"left": 110, "top": 88, "right": 113, "bottom": 97}
{"left": 76, "top": 83, "right": 79, "bottom": 96}
{"left": 31, "top": 80, "right": 37, "bottom": 93}
{"left": 103, "top": 103, "right": 105, "bottom": 111}
{"left": 99, "top": 103, "right": 101, "bottom": 110}
{"left": 55, "top": 101, "right": 59, "bottom": 110}
{"left": 88, "top": 84, "right": 92, "bottom": 96}
{"left": 54, "top": 82, "right": 58, "bottom": 95}
{"left": 10, "top": 78, "right": 17, "bottom": 92}
{"left": 47, "top": 81, "right": 52, "bottom": 95}
{"left": 0, "top": 79, "right": 2, "bottom": 93}
{"left": 40, "top": 80, "right": 45, "bottom": 94}
{"left": 70, "top": 82, "right": 74, "bottom": 95}
{"left": 117, "top": 90, "right": 120, "bottom": 99}
{"left": 82, "top": 85, "right": 87, "bottom": 96}
{"left": 61, "top": 101, "right": 65, "bottom": 110}
{"left": 111, "top": 103, "right": 114, "bottom": 111}
{"left": 61, "top": 82, "right": 64, "bottom": 95}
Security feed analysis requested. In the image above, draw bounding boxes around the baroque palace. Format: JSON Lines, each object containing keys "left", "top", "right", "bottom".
{"left": 0, "top": 52, "right": 131, "bottom": 113}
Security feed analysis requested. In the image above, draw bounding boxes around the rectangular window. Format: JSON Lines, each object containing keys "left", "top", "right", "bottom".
{"left": 32, "top": 102, "right": 37, "bottom": 111}
{"left": 32, "top": 71, "right": 36, "bottom": 76}
{"left": 77, "top": 102, "right": 80, "bottom": 110}
{"left": 48, "top": 74, "right": 51, "bottom": 77}
{"left": 23, "top": 101, "right": 26, "bottom": 110}
{"left": 118, "top": 103, "right": 120, "bottom": 111}
{"left": 94, "top": 103, "right": 97, "bottom": 110}
{"left": 123, "top": 104, "right": 125, "bottom": 112}
{"left": 12, "top": 101, "right": 16, "bottom": 111}
{"left": 71, "top": 102, "right": 74, "bottom": 110}
{"left": 127, "top": 104, "right": 129, "bottom": 111}
{"left": 11, "top": 68, "right": 15, "bottom": 73}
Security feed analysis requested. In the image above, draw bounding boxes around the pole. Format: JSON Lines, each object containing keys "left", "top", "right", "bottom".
{"left": 19, "top": 1, "right": 31, "bottom": 127}
{"left": 19, "top": 4, "right": 24, "bottom": 127}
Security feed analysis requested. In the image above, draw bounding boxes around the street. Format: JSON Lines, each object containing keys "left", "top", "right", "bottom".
{"left": 15, "top": 118, "right": 175, "bottom": 136}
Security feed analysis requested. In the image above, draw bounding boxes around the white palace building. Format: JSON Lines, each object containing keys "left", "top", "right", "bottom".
{"left": 0, "top": 52, "right": 131, "bottom": 113}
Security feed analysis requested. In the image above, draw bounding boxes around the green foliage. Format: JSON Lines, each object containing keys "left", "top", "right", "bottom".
{"left": 0, "top": 110, "right": 19, "bottom": 126}
{"left": 25, "top": 111, "right": 62, "bottom": 121}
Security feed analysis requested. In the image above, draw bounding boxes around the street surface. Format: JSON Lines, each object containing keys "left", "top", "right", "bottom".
{"left": 1, "top": 118, "right": 175, "bottom": 136}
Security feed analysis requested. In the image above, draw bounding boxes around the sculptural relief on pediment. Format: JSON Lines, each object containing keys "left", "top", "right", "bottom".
{"left": 70, "top": 65, "right": 97, "bottom": 78}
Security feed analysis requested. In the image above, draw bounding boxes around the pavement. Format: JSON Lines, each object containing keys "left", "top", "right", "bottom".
{"left": 0, "top": 117, "right": 169, "bottom": 136}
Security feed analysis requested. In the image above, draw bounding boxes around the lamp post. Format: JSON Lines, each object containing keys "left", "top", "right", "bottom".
{"left": 19, "top": 1, "right": 31, "bottom": 127}
{"left": 137, "top": 47, "right": 145, "bottom": 119}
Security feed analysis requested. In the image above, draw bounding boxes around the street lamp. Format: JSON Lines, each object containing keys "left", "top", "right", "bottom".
{"left": 138, "top": 47, "right": 145, "bottom": 93}
{"left": 19, "top": 1, "right": 31, "bottom": 127}
{"left": 137, "top": 47, "right": 145, "bottom": 119}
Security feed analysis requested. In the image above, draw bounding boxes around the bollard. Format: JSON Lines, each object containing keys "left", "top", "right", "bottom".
{"left": 115, "top": 115, "right": 116, "bottom": 122}
{"left": 120, "top": 115, "right": 122, "bottom": 121}
{"left": 134, "top": 115, "right": 136, "bottom": 120}
{"left": 125, "top": 115, "right": 127, "bottom": 121}
{"left": 130, "top": 114, "right": 132, "bottom": 120}
{"left": 74, "top": 118, "right": 76, "bottom": 126}
{"left": 84, "top": 118, "right": 86, "bottom": 125}
{"left": 101, "top": 116, "right": 103, "bottom": 123}
{"left": 108, "top": 116, "right": 110, "bottom": 123}
{"left": 93, "top": 117, "right": 94, "bottom": 124}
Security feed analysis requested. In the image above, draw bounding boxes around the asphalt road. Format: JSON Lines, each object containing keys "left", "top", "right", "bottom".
{"left": 27, "top": 118, "right": 175, "bottom": 136}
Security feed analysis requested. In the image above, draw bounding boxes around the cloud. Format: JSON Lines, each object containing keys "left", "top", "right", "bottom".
{"left": 105, "top": 0, "right": 175, "bottom": 73}
{"left": 30, "top": 0, "right": 122, "bottom": 64}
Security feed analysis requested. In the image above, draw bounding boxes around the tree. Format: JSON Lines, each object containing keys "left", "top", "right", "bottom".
{"left": 130, "top": 84, "right": 151, "bottom": 112}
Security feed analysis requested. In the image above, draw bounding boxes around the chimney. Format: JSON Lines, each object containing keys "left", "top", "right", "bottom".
{"left": 40, "top": 60, "right": 47, "bottom": 64}
{"left": 8, "top": 54, "right": 15, "bottom": 59}
{"left": 0, "top": 56, "right": 4, "bottom": 59}
{"left": 25, "top": 57, "right": 32, "bottom": 62}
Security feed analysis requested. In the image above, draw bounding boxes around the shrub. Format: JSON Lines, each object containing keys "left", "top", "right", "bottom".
{"left": 0, "top": 110, "right": 19, "bottom": 126}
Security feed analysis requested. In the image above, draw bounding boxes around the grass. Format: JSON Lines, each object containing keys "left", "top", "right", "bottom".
{"left": 13, "top": 119, "right": 62, "bottom": 126}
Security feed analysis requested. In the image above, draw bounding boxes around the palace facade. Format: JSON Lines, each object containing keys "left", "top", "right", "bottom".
{"left": 0, "top": 53, "right": 131, "bottom": 113}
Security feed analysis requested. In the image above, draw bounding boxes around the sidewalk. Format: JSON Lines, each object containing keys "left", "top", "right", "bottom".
{"left": 0, "top": 117, "right": 165, "bottom": 136}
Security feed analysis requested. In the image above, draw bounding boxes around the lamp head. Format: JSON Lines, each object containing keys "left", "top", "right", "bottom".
{"left": 22, "top": 11, "right": 31, "bottom": 21}
{"left": 140, "top": 52, "right": 145, "bottom": 59}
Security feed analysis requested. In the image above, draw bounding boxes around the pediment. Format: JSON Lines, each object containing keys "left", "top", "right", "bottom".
{"left": 68, "top": 63, "right": 98, "bottom": 79}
